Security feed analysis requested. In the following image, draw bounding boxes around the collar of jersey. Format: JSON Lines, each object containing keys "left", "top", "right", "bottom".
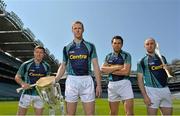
{"left": 146, "top": 53, "right": 156, "bottom": 58}
{"left": 73, "top": 38, "right": 84, "bottom": 45}
{"left": 112, "top": 50, "right": 123, "bottom": 56}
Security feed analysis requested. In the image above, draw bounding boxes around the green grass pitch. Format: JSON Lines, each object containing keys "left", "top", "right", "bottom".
{"left": 0, "top": 98, "right": 179, "bottom": 115}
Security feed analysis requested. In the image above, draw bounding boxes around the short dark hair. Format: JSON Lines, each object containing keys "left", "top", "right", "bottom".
{"left": 111, "top": 35, "right": 123, "bottom": 45}
{"left": 34, "top": 45, "right": 45, "bottom": 53}
{"left": 72, "top": 20, "right": 84, "bottom": 31}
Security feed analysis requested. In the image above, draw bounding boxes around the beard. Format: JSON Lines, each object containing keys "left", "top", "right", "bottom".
{"left": 114, "top": 48, "right": 120, "bottom": 53}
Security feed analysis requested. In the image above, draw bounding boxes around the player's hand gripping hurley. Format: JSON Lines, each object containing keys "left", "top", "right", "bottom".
{"left": 155, "top": 42, "right": 173, "bottom": 78}
{"left": 16, "top": 76, "right": 54, "bottom": 93}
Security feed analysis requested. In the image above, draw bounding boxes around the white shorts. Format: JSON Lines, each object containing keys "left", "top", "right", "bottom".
{"left": 145, "top": 86, "right": 172, "bottom": 109}
{"left": 108, "top": 79, "right": 134, "bottom": 102}
{"left": 19, "top": 94, "right": 44, "bottom": 109}
{"left": 65, "top": 75, "right": 95, "bottom": 103}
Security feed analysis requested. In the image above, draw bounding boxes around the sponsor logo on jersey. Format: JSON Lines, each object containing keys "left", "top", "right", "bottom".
{"left": 29, "top": 72, "right": 45, "bottom": 77}
{"left": 69, "top": 54, "right": 87, "bottom": 60}
{"left": 151, "top": 64, "right": 163, "bottom": 70}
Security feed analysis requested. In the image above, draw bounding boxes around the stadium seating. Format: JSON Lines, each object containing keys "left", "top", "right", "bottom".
{"left": 0, "top": 82, "right": 20, "bottom": 100}
{"left": 0, "top": 0, "right": 60, "bottom": 100}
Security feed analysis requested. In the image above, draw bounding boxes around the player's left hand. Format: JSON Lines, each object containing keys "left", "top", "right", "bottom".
{"left": 96, "top": 85, "right": 102, "bottom": 98}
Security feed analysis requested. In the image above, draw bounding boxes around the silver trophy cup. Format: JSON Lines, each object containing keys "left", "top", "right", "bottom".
{"left": 35, "top": 77, "right": 64, "bottom": 115}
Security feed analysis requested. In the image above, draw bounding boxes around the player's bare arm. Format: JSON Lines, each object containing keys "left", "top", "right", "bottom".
{"left": 55, "top": 62, "right": 66, "bottom": 82}
{"left": 92, "top": 58, "right": 102, "bottom": 98}
{"left": 112, "top": 63, "right": 131, "bottom": 76}
{"left": 101, "top": 64, "right": 123, "bottom": 74}
{"left": 15, "top": 74, "right": 30, "bottom": 89}
{"left": 137, "top": 73, "right": 152, "bottom": 106}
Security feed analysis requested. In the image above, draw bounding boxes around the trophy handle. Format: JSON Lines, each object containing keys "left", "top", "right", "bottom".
{"left": 55, "top": 83, "right": 64, "bottom": 115}
{"left": 55, "top": 83, "right": 63, "bottom": 99}
{"left": 41, "top": 90, "right": 49, "bottom": 103}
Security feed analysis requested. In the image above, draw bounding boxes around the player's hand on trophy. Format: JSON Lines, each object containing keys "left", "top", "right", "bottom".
{"left": 51, "top": 76, "right": 56, "bottom": 84}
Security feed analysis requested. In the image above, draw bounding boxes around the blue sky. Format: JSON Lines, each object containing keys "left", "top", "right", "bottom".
{"left": 5, "top": 0, "right": 180, "bottom": 70}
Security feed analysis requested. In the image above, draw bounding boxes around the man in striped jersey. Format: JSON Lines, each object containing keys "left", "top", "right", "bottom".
{"left": 137, "top": 38, "right": 173, "bottom": 115}
{"left": 15, "top": 46, "right": 51, "bottom": 115}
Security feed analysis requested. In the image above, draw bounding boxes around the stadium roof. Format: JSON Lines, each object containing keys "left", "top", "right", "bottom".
{"left": 0, "top": 1, "right": 59, "bottom": 73}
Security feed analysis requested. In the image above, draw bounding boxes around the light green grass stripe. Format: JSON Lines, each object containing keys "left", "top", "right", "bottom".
{"left": 0, "top": 99, "right": 179, "bottom": 115}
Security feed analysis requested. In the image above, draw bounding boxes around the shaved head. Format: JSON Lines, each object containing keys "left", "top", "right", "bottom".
{"left": 144, "top": 37, "right": 156, "bottom": 45}
{"left": 144, "top": 37, "right": 156, "bottom": 54}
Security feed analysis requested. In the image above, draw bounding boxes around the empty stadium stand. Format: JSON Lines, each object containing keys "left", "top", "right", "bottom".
{"left": 0, "top": 0, "right": 61, "bottom": 100}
